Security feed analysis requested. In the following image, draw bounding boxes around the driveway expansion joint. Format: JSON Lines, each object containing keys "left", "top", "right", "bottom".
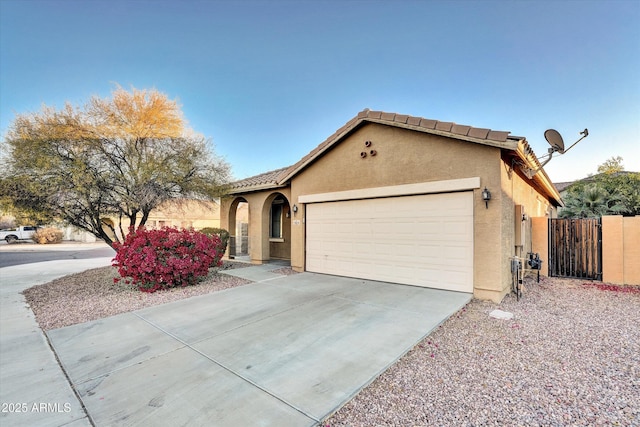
{"left": 41, "top": 327, "right": 96, "bottom": 427}
{"left": 131, "top": 312, "right": 321, "bottom": 424}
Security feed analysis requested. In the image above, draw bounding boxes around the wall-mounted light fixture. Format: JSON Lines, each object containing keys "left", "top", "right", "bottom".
{"left": 292, "top": 204, "right": 298, "bottom": 214}
{"left": 482, "top": 187, "right": 491, "bottom": 209}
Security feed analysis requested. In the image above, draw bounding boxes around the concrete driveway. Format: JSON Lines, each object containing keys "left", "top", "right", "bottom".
{"left": 46, "top": 267, "right": 470, "bottom": 426}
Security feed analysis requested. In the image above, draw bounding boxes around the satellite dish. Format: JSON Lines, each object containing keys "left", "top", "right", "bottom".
{"left": 544, "top": 129, "right": 565, "bottom": 154}
{"left": 522, "top": 127, "right": 589, "bottom": 179}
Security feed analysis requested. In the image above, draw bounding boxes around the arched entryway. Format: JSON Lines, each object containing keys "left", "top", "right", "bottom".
{"left": 228, "top": 197, "right": 249, "bottom": 260}
{"left": 262, "top": 192, "right": 292, "bottom": 262}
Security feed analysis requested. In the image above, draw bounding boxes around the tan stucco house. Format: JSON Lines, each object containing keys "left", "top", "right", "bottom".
{"left": 101, "top": 199, "right": 221, "bottom": 242}
{"left": 221, "top": 110, "right": 562, "bottom": 302}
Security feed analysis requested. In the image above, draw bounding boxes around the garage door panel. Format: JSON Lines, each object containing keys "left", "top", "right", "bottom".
{"left": 442, "top": 244, "right": 472, "bottom": 260}
{"left": 390, "top": 242, "right": 416, "bottom": 258}
{"left": 412, "top": 244, "right": 441, "bottom": 259}
{"left": 390, "top": 220, "right": 416, "bottom": 235}
{"left": 353, "top": 222, "right": 371, "bottom": 234}
{"left": 306, "top": 192, "right": 473, "bottom": 293}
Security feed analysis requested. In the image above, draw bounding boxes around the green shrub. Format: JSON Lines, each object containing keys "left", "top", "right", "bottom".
{"left": 199, "top": 227, "right": 230, "bottom": 253}
{"left": 32, "top": 227, "right": 63, "bottom": 244}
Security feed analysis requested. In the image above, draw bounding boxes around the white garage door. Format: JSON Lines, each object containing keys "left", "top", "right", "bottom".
{"left": 305, "top": 192, "right": 473, "bottom": 293}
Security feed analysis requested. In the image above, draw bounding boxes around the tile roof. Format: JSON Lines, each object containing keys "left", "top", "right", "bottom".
{"left": 230, "top": 109, "right": 521, "bottom": 193}
{"left": 353, "top": 109, "right": 515, "bottom": 143}
{"left": 231, "top": 166, "right": 290, "bottom": 191}
{"left": 554, "top": 181, "right": 574, "bottom": 193}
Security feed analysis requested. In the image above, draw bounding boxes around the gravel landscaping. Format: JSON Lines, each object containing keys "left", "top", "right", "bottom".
{"left": 23, "top": 267, "right": 639, "bottom": 426}
{"left": 326, "top": 276, "right": 640, "bottom": 427}
{"left": 23, "top": 261, "right": 254, "bottom": 331}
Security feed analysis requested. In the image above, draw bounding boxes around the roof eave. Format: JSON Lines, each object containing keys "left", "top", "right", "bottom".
{"left": 514, "top": 140, "right": 563, "bottom": 206}
{"left": 228, "top": 182, "right": 288, "bottom": 194}
{"left": 228, "top": 182, "right": 287, "bottom": 194}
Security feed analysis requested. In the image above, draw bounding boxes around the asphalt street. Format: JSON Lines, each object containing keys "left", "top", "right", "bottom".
{"left": 0, "top": 242, "right": 115, "bottom": 268}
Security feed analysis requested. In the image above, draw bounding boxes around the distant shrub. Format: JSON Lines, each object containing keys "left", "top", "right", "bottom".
{"left": 112, "top": 227, "right": 224, "bottom": 293}
{"left": 32, "top": 227, "right": 63, "bottom": 244}
{"left": 199, "top": 227, "right": 230, "bottom": 253}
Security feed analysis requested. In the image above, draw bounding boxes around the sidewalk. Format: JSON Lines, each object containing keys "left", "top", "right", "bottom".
{"left": 0, "top": 257, "right": 113, "bottom": 427}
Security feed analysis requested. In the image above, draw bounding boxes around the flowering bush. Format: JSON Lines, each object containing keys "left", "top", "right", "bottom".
{"left": 32, "top": 227, "right": 64, "bottom": 244}
{"left": 112, "top": 227, "right": 224, "bottom": 292}
{"left": 199, "top": 227, "right": 230, "bottom": 253}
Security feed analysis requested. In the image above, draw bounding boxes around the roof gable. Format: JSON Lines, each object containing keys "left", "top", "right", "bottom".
{"left": 229, "top": 109, "right": 560, "bottom": 205}
{"left": 277, "top": 109, "right": 518, "bottom": 184}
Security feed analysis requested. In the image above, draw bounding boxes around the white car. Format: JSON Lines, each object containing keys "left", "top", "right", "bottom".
{"left": 0, "top": 226, "right": 38, "bottom": 243}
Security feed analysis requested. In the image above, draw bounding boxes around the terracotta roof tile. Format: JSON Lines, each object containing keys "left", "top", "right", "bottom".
{"left": 365, "top": 111, "right": 512, "bottom": 145}
{"left": 451, "top": 124, "right": 471, "bottom": 136}
{"left": 357, "top": 109, "right": 369, "bottom": 119}
{"left": 231, "top": 166, "right": 289, "bottom": 190}
{"left": 487, "top": 130, "right": 509, "bottom": 142}
{"left": 435, "top": 121, "right": 454, "bottom": 132}
{"left": 394, "top": 114, "right": 409, "bottom": 124}
{"left": 468, "top": 127, "right": 491, "bottom": 139}
{"left": 406, "top": 116, "right": 421, "bottom": 126}
{"left": 419, "top": 118, "right": 437, "bottom": 129}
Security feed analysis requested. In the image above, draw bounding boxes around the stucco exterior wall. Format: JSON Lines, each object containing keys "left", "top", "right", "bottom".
{"left": 221, "top": 188, "right": 292, "bottom": 264}
{"left": 496, "top": 156, "right": 556, "bottom": 300}
{"left": 531, "top": 217, "right": 549, "bottom": 277}
{"left": 289, "top": 123, "right": 504, "bottom": 301}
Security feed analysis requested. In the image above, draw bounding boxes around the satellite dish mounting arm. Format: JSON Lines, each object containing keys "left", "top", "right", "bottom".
{"left": 561, "top": 128, "right": 589, "bottom": 154}
{"left": 522, "top": 128, "right": 589, "bottom": 179}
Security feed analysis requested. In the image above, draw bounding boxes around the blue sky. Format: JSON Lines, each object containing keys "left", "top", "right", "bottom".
{"left": 1, "top": 0, "right": 638, "bottom": 182}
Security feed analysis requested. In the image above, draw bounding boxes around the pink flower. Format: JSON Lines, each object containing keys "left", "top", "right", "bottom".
{"left": 113, "top": 227, "right": 224, "bottom": 293}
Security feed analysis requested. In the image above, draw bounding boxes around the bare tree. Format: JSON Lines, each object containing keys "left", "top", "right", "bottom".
{"left": 1, "top": 87, "right": 230, "bottom": 248}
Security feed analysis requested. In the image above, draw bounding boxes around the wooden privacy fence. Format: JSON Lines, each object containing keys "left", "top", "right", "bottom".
{"left": 549, "top": 218, "right": 602, "bottom": 280}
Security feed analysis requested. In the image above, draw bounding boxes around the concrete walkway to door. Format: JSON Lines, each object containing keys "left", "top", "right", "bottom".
{"left": 45, "top": 265, "right": 471, "bottom": 426}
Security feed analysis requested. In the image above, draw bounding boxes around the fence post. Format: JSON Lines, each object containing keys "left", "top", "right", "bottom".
{"left": 602, "top": 216, "right": 623, "bottom": 284}
{"left": 622, "top": 217, "right": 640, "bottom": 285}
